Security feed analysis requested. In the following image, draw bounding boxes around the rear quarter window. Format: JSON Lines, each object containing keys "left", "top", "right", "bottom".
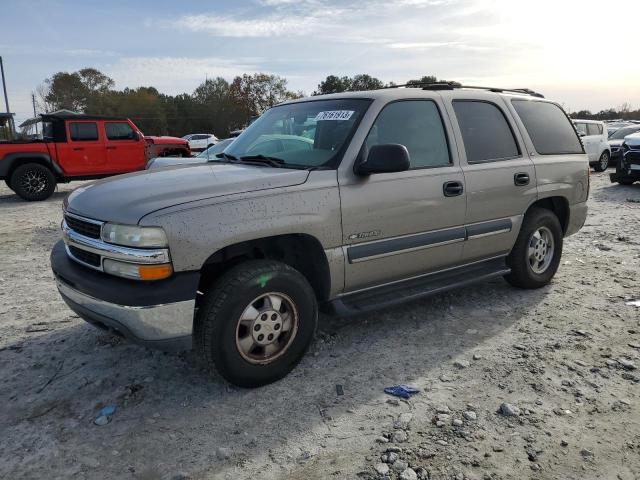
{"left": 512, "top": 100, "right": 583, "bottom": 155}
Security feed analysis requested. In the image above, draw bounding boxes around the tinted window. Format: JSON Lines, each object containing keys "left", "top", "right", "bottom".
{"left": 574, "top": 122, "right": 587, "bottom": 136}
{"left": 512, "top": 100, "right": 583, "bottom": 154}
{"left": 365, "top": 100, "right": 450, "bottom": 168}
{"left": 452, "top": 101, "right": 519, "bottom": 163}
{"left": 105, "top": 122, "right": 136, "bottom": 140}
{"left": 587, "top": 123, "right": 601, "bottom": 136}
{"left": 69, "top": 122, "right": 98, "bottom": 141}
{"left": 610, "top": 126, "right": 640, "bottom": 139}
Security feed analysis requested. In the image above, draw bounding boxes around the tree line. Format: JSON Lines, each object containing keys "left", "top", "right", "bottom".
{"left": 35, "top": 69, "right": 458, "bottom": 137}
{"left": 36, "top": 68, "right": 639, "bottom": 137}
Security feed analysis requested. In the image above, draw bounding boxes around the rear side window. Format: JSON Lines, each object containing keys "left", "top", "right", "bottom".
{"left": 365, "top": 100, "right": 450, "bottom": 168}
{"left": 574, "top": 122, "right": 587, "bottom": 136}
{"left": 106, "top": 122, "right": 136, "bottom": 140}
{"left": 587, "top": 123, "right": 602, "bottom": 136}
{"left": 452, "top": 101, "right": 519, "bottom": 163}
{"left": 69, "top": 122, "right": 98, "bottom": 141}
{"left": 512, "top": 100, "right": 583, "bottom": 154}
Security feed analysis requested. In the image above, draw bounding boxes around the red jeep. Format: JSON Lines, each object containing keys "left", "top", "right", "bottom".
{"left": 0, "top": 114, "right": 190, "bottom": 201}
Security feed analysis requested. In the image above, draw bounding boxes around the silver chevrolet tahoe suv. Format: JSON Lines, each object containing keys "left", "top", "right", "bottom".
{"left": 51, "top": 84, "right": 589, "bottom": 387}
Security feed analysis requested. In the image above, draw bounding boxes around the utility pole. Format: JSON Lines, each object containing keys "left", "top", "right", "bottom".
{"left": 32, "top": 93, "right": 38, "bottom": 135}
{"left": 0, "top": 56, "right": 15, "bottom": 138}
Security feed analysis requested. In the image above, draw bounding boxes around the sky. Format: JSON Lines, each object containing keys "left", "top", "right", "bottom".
{"left": 1, "top": 0, "right": 639, "bottom": 124}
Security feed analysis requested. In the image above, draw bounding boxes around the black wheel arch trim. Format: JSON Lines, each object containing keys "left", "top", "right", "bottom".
{"left": 0, "top": 152, "right": 63, "bottom": 179}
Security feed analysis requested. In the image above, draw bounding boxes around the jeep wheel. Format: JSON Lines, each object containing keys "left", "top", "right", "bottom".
{"left": 505, "top": 208, "right": 563, "bottom": 289}
{"left": 195, "top": 260, "right": 317, "bottom": 387}
{"left": 11, "top": 163, "right": 56, "bottom": 201}
{"left": 594, "top": 151, "right": 610, "bottom": 172}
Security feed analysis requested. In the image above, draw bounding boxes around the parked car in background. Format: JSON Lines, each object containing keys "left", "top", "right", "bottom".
{"left": 604, "top": 121, "right": 633, "bottom": 136}
{"left": 0, "top": 114, "right": 190, "bottom": 201}
{"left": 147, "top": 138, "right": 235, "bottom": 169}
{"left": 608, "top": 125, "right": 640, "bottom": 164}
{"left": 51, "top": 85, "right": 588, "bottom": 387}
{"left": 611, "top": 131, "right": 640, "bottom": 185}
{"left": 182, "top": 133, "right": 218, "bottom": 152}
{"left": 573, "top": 119, "right": 611, "bottom": 171}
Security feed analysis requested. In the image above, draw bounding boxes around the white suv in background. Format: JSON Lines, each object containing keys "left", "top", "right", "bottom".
{"left": 182, "top": 133, "right": 218, "bottom": 152}
{"left": 573, "top": 120, "right": 611, "bottom": 171}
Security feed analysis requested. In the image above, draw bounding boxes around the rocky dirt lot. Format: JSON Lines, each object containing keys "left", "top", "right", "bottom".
{"left": 0, "top": 173, "right": 639, "bottom": 480}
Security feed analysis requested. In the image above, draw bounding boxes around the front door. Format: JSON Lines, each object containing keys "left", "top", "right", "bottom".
{"left": 444, "top": 97, "right": 537, "bottom": 262}
{"left": 104, "top": 121, "right": 146, "bottom": 173}
{"left": 339, "top": 99, "right": 467, "bottom": 292}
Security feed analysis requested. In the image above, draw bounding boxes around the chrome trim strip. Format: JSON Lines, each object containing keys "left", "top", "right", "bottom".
{"left": 467, "top": 228, "right": 511, "bottom": 240}
{"left": 62, "top": 221, "right": 170, "bottom": 265}
{"left": 57, "top": 279, "right": 195, "bottom": 341}
{"left": 349, "top": 237, "right": 464, "bottom": 263}
{"left": 64, "top": 211, "right": 105, "bottom": 226}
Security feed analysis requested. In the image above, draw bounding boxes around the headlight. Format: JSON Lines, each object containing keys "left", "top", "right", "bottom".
{"left": 101, "top": 223, "right": 168, "bottom": 248}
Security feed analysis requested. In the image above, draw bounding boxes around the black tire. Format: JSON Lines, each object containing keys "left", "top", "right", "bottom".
{"left": 10, "top": 163, "right": 56, "bottom": 201}
{"left": 195, "top": 260, "right": 317, "bottom": 387}
{"left": 593, "top": 151, "right": 610, "bottom": 172}
{"left": 618, "top": 179, "right": 635, "bottom": 185}
{"left": 505, "top": 208, "right": 563, "bottom": 289}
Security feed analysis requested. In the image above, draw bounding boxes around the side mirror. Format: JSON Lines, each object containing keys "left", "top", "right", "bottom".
{"left": 355, "top": 144, "right": 410, "bottom": 175}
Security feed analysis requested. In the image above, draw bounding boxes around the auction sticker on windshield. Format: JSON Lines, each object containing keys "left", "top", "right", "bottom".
{"left": 314, "top": 110, "right": 355, "bottom": 121}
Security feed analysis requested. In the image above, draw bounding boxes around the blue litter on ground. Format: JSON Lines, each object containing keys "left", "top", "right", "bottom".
{"left": 99, "top": 405, "right": 117, "bottom": 416}
{"left": 384, "top": 385, "right": 420, "bottom": 399}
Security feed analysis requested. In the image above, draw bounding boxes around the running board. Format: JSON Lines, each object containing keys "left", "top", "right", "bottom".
{"left": 328, "top": 257, "right": 510, "bottom": 317}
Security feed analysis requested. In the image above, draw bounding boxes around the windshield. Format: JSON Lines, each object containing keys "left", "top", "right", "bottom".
{"left": 610, "top": 126, "right": 640, "bottom": 140}
{"left": 224, "top": 98, "right": 371, "bottom": 169}
{"left": 196, "top": 138, "right": 234, "bottom": 158}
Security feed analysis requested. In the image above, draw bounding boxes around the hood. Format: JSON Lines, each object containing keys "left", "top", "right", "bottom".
{"left": 144, "top": 136, "right": 188, "bottom": 146}
{"left": 609, "top": 139, "right": 624, "bottom": 147}
{"left": 65, "top": 163, "right": 309, "bottom": 224}
{"left": 625, "top": 132, "right": 640, "bottom": 146}
{"left": 147, "top": 156, "right": 207, "bottom": 169}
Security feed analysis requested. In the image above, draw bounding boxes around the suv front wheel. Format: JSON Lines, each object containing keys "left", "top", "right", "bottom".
{"left": 195, "top": 260, "right": 317, "bottom": 387}
{"left": 505, "top": 208, "right": 563, "bottom": 289}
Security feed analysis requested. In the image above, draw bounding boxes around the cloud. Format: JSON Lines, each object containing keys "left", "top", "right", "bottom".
{"left": 176, "top": 13, "right": 319, "bottom": 37}
{"left": 105, "top": 57, "right": 264, "bottom": 94}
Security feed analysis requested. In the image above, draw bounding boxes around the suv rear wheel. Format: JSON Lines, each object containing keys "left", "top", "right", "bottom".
{"left": 195, "top": 260, "right": 317, "bottom": 387}
{"left": 10, "top": 163, "right": 57, "bottom": 201}
{"left": 593, "top": 151, "right": 610, "bottom": 172}
{"left": 505, "top": 208, "right": 563, "bottom": 289}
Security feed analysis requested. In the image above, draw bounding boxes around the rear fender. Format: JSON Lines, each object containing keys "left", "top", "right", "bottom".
{"left": 0, "top": 153, "right": 63, "bottom": 179}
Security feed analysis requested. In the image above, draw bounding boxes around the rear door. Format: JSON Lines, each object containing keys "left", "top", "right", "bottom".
{"left": 577, "top": 122, "right": 597, "bottom": 161}
{"left": 444, "top": 95, "right": 537, "bottom": 262}
{"left": 56, "top": 121, "right": 107, "bottom": 176}
{"left": 104, "top": 121, "right": 146, "bottom": 173}
{"left": 339, "top": 98, "right": 467, "bottom": 291}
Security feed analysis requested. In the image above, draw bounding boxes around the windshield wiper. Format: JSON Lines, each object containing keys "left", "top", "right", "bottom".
{"left": 213, "top": 152, "right": 240, "bottom": 162}
{"left": 238, "top": 154, "right": 286, "bottom": 168}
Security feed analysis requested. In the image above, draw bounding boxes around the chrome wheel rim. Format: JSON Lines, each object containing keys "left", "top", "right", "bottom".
{"left": 527, "top": 226, "right": 555, "bottom": 274}
{"left": 19, "top": 169, "right": 48, "bottom": 195}
{"left": 235, "top": 292, "right": 298, "bottom": 364}
{"left": 600, "top": 152, "right": 609, "bottom": 170}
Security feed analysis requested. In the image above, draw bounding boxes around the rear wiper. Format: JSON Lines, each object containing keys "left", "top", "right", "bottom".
{"left": 238, "top": 154, "right": 286, "bottom": 168}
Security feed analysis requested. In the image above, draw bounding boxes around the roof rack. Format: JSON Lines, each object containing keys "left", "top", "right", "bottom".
{"left": 386, "top": 82, "right": 544, "bottom": 98}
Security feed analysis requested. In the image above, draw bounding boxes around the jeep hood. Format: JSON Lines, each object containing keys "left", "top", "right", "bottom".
{"left": 65, "top": 163, "right": 309, "bottom": 224}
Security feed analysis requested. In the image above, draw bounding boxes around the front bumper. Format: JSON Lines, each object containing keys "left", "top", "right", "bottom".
{"left": 51, "top": 241, "right": 199, "bottom": 351}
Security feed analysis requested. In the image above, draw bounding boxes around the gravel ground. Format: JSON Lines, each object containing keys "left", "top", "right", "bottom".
{"left": 0, "top": 172, "right": 639, "bottom": 480}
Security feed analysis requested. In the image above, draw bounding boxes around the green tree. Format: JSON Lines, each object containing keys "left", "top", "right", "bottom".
{"left": 229, "top": 73, "right": 301, "bottom": 118}
{"left": 314, "top": 74, "right": 385, "bottom": 94}
{"left": 41, "top": 72, "right": 88, "bottom": 112}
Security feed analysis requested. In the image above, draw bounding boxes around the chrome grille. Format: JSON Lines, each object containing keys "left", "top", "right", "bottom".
{"left": 64, "top": 214, "right": 101, "bottom": 239}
